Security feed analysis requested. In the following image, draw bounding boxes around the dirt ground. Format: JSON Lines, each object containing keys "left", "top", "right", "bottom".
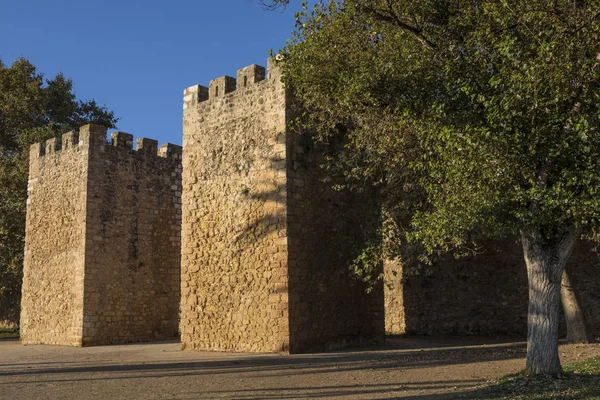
{"left": 1, "top": 337, "right": 599, "bottom": 400}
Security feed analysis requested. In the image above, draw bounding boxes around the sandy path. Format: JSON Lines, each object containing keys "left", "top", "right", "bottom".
{"left": 1, "top": 337, "right": 598, "bottom": 399}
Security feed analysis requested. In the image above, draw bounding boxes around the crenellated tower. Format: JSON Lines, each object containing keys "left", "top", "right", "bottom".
{"left": 21, "top": 124, "right": 182, "bottom": 346}
{"left": 181, "top": 59, "right": 384, "bottom": 353}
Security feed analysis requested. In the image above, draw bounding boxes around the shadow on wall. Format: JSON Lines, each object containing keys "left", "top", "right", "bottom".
{"left": 232, "top": 132, "right": 385, "bottom": 353}
{"left": 386, "top": 239, "right": 600, "bottom": 339}
{"left": 180, "top": 63, "right": 384, "bottom": 353}
{"left": 283, "top": 132, "right": 384, "bottom": 353}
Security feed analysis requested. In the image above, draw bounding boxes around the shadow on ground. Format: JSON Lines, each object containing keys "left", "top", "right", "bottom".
{"left": 0, "top": 337, "right": 535, "bottom": 399}
{"left": 0, "top": 338, "right": 527, "bottom": 378}
{"left": 6, "top": 337, "right": 597, "bottom": 399}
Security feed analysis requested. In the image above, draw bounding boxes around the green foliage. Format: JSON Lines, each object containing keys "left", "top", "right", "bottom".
{"left": 0, "top": 324, "right": 19, "bottom": 339}
{"left": 279, "top": 0, "right": 600, "bottom": 258}
{"left": 349, "top": 244, "right": 384, "bottom": 292}
{"left": 0, "top": 58, "right": 118, "bottom": 324}
{"left": 278, "top": 0, "right": 600, "bottom": 374}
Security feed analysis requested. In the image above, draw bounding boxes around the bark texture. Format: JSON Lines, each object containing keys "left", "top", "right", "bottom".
{"left": 561, "top": 268, "right": 593, "bottom": 344}
{"left": 521, "top": 228, "right": 577, "bottom": 376}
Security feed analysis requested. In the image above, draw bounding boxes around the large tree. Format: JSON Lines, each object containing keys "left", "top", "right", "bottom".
{"left": 274, "top": 0, "right": 600, "bottom": 375}
{"left": 0, "top": 58, "right": 118, "bottom": 324}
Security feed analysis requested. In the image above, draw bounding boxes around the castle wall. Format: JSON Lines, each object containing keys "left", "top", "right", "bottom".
{"left": 384, "top": 239, "right": 600, "bottom": 338}
{"left": 286, "top": 133, "right": 385, "bottom": 352}
{"left": 20, "top": 131, "right": 91, "bottom": 345}
{"left": 81, "top": 125, "right": 181, "bottom": 345}
{"left": 181, "top": 60, "right": 384, "bottom": 353}
{"left": 399, "top": 241, "right": 528, "bottom": 336}
{"left": 568, "top": 241, "right": 600, "bottom": 337}
{"left": 181, "top": 62, "right": 290, "bottom": 352}
{"left": 21, "top": 124, "right": 181, "bottom": 346}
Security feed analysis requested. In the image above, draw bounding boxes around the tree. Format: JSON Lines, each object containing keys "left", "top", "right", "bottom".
{"left": 276, "top": 0, "right": 600, "bottom": 375}
{"left": 0, "top": 58, "right": 118, "bottom": 324}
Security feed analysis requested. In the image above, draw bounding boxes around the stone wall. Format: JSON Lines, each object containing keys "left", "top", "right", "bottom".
{"left": 21, "top": 57, "right": 600, "bottom": 352}
{"left": 181, "top": 62, "right": 290, "bottom": 352}
{"left": 384, "top": 259, "right": 405, "bottom": 335}
{"left": 21, "top": 124, "right": 181, "bottom": 346}
{"left": 384, "top": 239, "right": 600, "bottom": 338}
{"left": 568, "top": 242, "right": 600, "bottom": 336}
{"left": 286, "top": 132, "right": 385, "bottom": 352}
{"left": 181, "top": 60, "right": 384, "bottom": 353}
{"left": 81, "top": 125, "right": 182, "bottom": 345}
{"left": 20, "top": 131, "right": 89, "bottom": 346}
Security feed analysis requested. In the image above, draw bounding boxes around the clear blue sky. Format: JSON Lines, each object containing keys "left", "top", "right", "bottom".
{"left": 0, "top": 0, "right": 306, "bottom": 146}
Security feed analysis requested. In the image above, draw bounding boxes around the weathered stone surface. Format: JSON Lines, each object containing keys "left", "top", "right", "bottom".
{"left": 21, "top": 124, "right": 181, "bottom": 346}
{"left": 286, "top": 123, "right": 384, "bottom": 353}
{"left": 384, "top": 259, "right": 405, "bottom": 335}
{"left": 23, "top": 56, "right": 600, "bottom": 352}
{"left": 181, "top": 61, "right": 290, "bottom": 353}
{"left": 384, "top": 239, "right": 600, "bottom": 338}
{"left": 21, "top": 132, "right": 87, "bottom": 346}
{"left": 181, "top": 59, "right": 384, "bottom": 353}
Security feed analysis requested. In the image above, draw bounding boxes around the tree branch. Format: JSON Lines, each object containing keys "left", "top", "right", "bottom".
{"left": 254, "top": 0, "right": 290, "bottom": 11}
{"left": 359, "top": 3, "right": 436, "bottom": 50}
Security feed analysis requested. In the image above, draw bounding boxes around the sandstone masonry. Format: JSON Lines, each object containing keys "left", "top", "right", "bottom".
{"left": 180, "top": 60, "right": 384, "bottom": 353}
{"left": 21, "top": 57, "right": 599, "bottom": 352}
{"left": 21, "top": 124, "right": 181, "bottom": 346}
{"left": 384, "top": 239, "right": 600, "bottom": 338}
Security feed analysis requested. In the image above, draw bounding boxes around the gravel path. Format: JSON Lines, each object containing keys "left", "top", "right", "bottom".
{"left": 1, "top": 337, "right": 599, "bottom": 399}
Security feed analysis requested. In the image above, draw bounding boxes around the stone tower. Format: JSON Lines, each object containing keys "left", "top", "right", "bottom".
{"left": 180, "top": 59, "right": 385, "bottom": 353}
{"left": 21, "top": 124, "right": 182, "bottom": 346}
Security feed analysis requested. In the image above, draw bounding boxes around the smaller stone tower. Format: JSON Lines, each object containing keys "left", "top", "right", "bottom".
{"left": 21, "top": 124, "right": 182, "bottom": 346}
{"left": 181, "top": 60, "right": 384, "bottom": 353}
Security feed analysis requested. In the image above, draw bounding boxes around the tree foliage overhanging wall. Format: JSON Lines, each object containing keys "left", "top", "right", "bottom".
{"left": 276, "top": 0, "right": 600, "bottom": 375}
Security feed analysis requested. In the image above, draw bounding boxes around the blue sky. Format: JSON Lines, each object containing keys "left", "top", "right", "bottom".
{"left": 0, "top": 0, "right": 306, "bottom": 146}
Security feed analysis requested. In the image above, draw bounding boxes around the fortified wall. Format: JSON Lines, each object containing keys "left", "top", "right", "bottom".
{"left": 180, "top": 60, "right": 384, "bottom": 353}
{"left": 21, "top": 57, "right": 600, "bottom": 351}
{"left": 385, "top": 239, "right": 600, "bottom": 338}
{"left": 21, "top": 124, "right": 181, "bottom": 346}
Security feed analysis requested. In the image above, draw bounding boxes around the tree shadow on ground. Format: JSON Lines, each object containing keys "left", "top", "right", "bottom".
{"left": 181, "top": 370, "right": 600, "bottom": 400}
{"left": 0, "top": 338, "right": 527, "bottom": 379}
{"left": 6, "top": 340, "right": 598, "bottom": 399}
{"left": 0, "top": 338, "right": 531, "bottom": 400}
{"left": 177, "top": 381, "right": 482, "bottom": 400}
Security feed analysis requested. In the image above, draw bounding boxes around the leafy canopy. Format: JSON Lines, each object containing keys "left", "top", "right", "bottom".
{"left": 279, "top": 0, "right": 600, "bottom": 255}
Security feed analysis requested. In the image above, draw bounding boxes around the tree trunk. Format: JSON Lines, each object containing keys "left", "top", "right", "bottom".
{"left": 561, "top": 268, "right": 593, "bottom": 344}
{"left": 521, "top": 228, "right": 578, "bottom": 376}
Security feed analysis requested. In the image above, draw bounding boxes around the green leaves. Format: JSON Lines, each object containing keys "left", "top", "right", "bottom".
{"left": 279, "top": 0, "right": 600, "bottom": 258}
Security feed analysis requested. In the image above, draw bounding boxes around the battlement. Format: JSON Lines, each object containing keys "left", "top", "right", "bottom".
{"left": 183, "top": 58, "right": 279, "bottom": 111}
{"left": 29, "top": 124, "right": 182, "bottom": 161}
